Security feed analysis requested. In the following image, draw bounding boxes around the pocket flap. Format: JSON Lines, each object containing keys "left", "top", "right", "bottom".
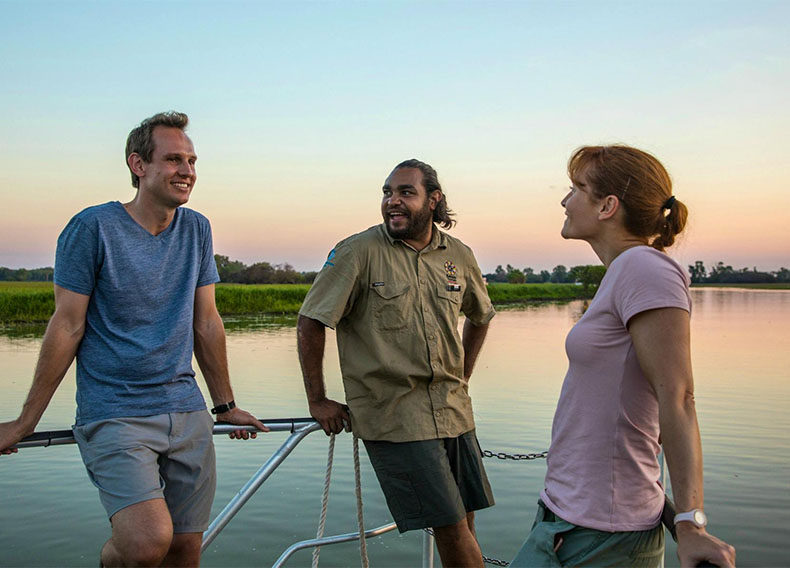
{"left": 437, "top": 283, "right": 461, "bottom": 303}
{"left": 371, "top": 282, "right": 410, "bottom": 300}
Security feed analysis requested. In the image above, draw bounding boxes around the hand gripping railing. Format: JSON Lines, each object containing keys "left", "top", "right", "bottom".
{"left": 15, "top": 418, "right": 408, "bottom": 566}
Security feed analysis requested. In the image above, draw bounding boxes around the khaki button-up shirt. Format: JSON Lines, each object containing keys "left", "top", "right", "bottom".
{"left": 299, "top": 224, "right": 495, "bottom": 442}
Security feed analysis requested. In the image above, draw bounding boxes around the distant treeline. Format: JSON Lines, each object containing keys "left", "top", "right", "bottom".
{"left": 487, "top": 261, "right": 790, "bottom": 286}
{"left": 688, "top": 261, "right": 789, "bottom": 284}
{"left": 0, "top": 267, "right": 53, "bottom": 281}
{"left": 485, "top": 264, "right": 606, "bottom": 290}
{"left": 214, "top": 255, "right": 318, "bottom": 284}
{"left": 2, "top": 259, "right": 788, "bottom": 286}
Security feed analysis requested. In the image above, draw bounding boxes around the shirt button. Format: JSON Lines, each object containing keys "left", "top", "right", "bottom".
{"left": 420, "top": 278, "right": 425, "bottom": 284}
{"left": 428, "top": 334, "right": 434, "bottom": 340}
{"left": 431, "top": 385, "right": 438, "bottom": 390}
{"left": 435, "top": 410, "right": 441, "bottom": 417}
{"left": 424, "top": 307, "right": 429, "bottom": 312}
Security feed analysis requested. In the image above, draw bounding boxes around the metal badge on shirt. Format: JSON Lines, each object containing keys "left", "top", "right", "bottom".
{"left": 444, "top": 261, "right": 461, "bottom": 291}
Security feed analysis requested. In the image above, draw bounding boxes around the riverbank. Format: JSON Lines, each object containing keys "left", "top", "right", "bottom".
{"left": 4, "top": 281, "right": 786, "bottom": 323}
{"left": 690, "top": 282, "right": 790, "bottom": 290}
{"left": 0, "top": 282, "right": 313, "bottom": 323}
{"left": 0, "top": 281, "right": 598, "bottom": 323}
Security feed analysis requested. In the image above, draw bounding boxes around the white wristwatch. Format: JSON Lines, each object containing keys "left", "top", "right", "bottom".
{"left": 674, "top": 508, "right": 707, "bottom": 528}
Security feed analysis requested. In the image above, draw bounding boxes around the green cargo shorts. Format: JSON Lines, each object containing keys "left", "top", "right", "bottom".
{"left": 510, "top": 500, "right": 664, "bottom": 567}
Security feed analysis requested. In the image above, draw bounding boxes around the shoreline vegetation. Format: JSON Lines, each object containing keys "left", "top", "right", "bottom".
{"left": 1, "top": 281, "right": 789, "bottom": 324}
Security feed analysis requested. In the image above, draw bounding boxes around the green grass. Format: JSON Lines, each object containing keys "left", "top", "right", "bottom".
{"left": 6, "top": 280, "right": 784, "bottom": 324}
{"left": 214, "top": 284, "right": 310, "bottom": 315}
{"left": 0, "top": 282, "right": 56, "bottom": 322}
{"left": 0, "top": 282, "right": 311, "bottom": 322}
{"left": 486, "top": 283, "right": 593, "bottom": 304}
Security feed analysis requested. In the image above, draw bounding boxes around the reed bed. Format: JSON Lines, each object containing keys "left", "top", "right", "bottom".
{"left": 214, "top": 284, "right": 310, "bottom": 315}
{"left": 486, "top": 283, "right": 592, "bottom": 304}
{"left": 0, "top": 282, "right": 56, "bottom": 322}
{"left": 0, "top": 281, "right": 596, "bottom": 323}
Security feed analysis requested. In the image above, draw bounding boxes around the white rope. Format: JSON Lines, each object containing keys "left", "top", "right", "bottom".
{"left": 312, "top": 433, "right": 335, "bottom": 568}
{"left": 353, "top": 433, "right": 369, "bottom": 568}
{"left": 312, "top": 431, "right": 370, "bottom": 568}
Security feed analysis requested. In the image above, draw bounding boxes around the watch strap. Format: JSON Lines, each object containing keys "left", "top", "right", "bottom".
{"left": 211, "top": 400, "right": 236, "bottom": 415}
{"left": 673, "top": 509, "right": 706, "bottom": 528}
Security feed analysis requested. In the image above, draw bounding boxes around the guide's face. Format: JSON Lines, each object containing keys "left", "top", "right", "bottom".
{"left": 381, "top": 167, "right": 437, "bottom": 241}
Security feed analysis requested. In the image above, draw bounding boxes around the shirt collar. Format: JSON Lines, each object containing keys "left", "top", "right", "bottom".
{"left": 380, "top": 223, "right": 447, "bottom": 251}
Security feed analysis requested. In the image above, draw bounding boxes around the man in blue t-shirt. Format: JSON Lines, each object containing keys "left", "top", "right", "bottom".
{"left": 0, "top": 111, "right": 267, "bottom": 566}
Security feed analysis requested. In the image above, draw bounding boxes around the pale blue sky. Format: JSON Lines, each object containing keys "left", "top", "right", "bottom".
{"left": 1, "top": 1, "right": 788, "bottom": 272}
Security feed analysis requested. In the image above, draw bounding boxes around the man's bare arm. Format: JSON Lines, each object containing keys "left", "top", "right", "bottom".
{"left": 462, "top": 319, "right": 490, "bottom": 381}
{"left": 0, "top": 285, "right": 88, "bottom": 455}
{"left": 193, "top": 284, "right": 267, "bottom": 439}
{"left": 296, "top": 315, "right": 349, "bottom": 435}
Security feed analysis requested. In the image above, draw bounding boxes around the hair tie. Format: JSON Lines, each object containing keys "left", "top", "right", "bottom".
{"left": 663, "top": 196, "right": 676, "bottom": 210}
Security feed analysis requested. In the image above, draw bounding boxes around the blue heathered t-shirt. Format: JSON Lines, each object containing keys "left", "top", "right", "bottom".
{"left": 54, "top": 201, "right": 220, "bottom": 426}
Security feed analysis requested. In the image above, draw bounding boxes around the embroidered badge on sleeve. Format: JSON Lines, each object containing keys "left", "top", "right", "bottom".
{"left": 323, "top": 249, "right": 336, "bottom": 268}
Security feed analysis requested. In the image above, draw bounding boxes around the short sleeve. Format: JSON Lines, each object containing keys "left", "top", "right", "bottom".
{"left": 54, "top": 216, "right": 99, "bottom": 296}
{"left": 461, "top": 249, "right": 496, "bottom": 326}
{"left": 612, "top": 249, "right": 691, "bottom": 326}
{"left": 299, "top": 242, "right": 361, "bottom": 329}
{"left": 197, "top": 216, "right": 220, "bottom": 287}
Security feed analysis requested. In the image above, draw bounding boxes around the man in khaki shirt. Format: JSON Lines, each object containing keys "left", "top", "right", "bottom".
{"left": 297, "top": 159, "right": 495, "bottom": 567}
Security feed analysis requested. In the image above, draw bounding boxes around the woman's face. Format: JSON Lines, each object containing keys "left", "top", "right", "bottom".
{"left": 560, "top": 168, "right": 602, "bottom": 241}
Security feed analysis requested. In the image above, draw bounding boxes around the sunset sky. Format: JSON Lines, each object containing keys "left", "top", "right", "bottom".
{"left": 1, "top": 1, "right": 787, "bottom": 274}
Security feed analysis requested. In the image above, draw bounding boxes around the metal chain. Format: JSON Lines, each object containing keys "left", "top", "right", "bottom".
{"left": 483, "top": 555, "right": 510, "bottom": 567}
{"left": 481, "top": 449, "right": 548, "bottom": 461}
{"left": 422, "top": 528, "right": 510, "bottom": 566}
{"left": 418, "top": 449, "right": 547, "bottom": 567}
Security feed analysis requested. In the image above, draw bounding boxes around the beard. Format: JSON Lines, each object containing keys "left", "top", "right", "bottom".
{"left": 384, "top": 197, "right": 434, "bottom": 241}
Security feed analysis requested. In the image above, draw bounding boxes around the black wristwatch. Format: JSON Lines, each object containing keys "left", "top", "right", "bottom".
{"left": 211, "top": 400, "right": 236, "bottom": 415}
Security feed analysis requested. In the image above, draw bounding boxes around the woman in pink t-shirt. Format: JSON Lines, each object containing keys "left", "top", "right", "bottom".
{"left": 511, "top": 146, "right": 735, "bottom": 567}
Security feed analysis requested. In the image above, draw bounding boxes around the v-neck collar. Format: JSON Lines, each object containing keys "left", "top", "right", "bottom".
{"left": 114, "top": 201, "right": 178, "bottom": 239}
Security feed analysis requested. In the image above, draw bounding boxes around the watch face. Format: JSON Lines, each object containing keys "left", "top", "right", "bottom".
{"left": 694, "top": 510, "right": 707, "bottom": 526}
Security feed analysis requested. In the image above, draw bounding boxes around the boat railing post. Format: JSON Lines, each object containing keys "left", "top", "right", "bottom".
{"left": 201, "top": 420, "right": 323, "bottom": 551}
{"left": 422, "top": 529, "right": 435, "bottom": 568}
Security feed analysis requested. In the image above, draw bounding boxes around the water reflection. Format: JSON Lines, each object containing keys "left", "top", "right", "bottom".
{"left": 222, "top": 313, "right": 297, "bottom": 334}
{"left": 0, "top": 322, "right": 47, "bottom": 339}
{"left": 0, "top": 290, "right": 788, "bottom": 566}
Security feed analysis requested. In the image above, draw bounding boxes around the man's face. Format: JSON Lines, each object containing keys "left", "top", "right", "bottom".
{"left": 381, "top": 167, "right": 438, "bottom": 241}
{"left": 137, "top": 126, "right": 197, "bottom": 208}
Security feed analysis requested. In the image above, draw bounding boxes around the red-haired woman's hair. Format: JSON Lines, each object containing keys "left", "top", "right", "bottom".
{"left": 567, "top": 145, "right": 687, "bottom": 251}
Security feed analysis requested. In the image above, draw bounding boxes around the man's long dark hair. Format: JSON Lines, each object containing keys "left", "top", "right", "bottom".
{"left": 394, "top": 159, "right": 456, "bottom": 229}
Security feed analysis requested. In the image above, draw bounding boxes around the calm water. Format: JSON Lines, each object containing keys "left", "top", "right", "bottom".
{"left": 1, "top": 289, "right": 788, "bottom": 567}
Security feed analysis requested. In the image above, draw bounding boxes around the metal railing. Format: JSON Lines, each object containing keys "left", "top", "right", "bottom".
{"left": 17, "top": 422, "right": 684, "bottom": 567}
{"left": 17, "top": 417, "right": 423, "bottom": 566}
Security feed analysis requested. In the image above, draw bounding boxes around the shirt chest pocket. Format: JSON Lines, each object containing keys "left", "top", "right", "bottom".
{"left": 371, "top": 282, "right": 411, "bottom": 331}
{"left": 437, "top": 284, "right": 462, "bottom": 309}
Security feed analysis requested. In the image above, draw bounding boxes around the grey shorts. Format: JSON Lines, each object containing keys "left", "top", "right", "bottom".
{"left": 363, "top": 429, "right": 495, "bottom": 533}
{"left": 73, "top": 411, "right": 216, "bottom": 533}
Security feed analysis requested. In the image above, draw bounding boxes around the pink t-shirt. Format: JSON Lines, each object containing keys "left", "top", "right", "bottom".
{"left": 541, "top": 246, "right": 691, "bottom": 532}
